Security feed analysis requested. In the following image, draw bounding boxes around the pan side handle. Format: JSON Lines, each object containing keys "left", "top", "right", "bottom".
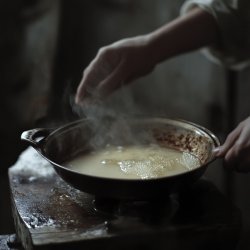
{"left": 21, "top": 128, "right": 53, "bottom": 147}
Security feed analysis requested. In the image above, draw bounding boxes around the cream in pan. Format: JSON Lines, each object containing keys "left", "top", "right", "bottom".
{"left": 66, "top": 144, "right": 201, "bottom": 179}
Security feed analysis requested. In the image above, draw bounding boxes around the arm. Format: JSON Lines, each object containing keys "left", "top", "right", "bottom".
{"left": 75, "top": 7, "right": 219, "bottom": 103}
{"left": 146, "top": 7, "right": 219, "bottom": 64}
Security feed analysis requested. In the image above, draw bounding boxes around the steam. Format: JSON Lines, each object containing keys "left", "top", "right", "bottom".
{"left": 70, "top": 88, "right": 154, "bottom": 150}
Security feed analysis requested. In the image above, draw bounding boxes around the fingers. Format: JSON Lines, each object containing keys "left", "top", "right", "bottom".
{"left": 75, "top": 48, "right": 120, "bottom": 104}
{"left": 96, "top": 60, "right": 126, "bottom": 97}
{"left": 224, "top": 125, "right": 250, "bottom": 171}
{"left": 224, "top": 144, "right": 250, "bottom": 172}
{"left": 75, "top": 65, "right": 108, "bottom": 104}
{"left": 213, "top": 124, "right": 242, "bottom": 158}
{"left": 214, "top": 119, "right": 250, "bottom": 173}
{"left": 75, "top": 66, "right": 97, "bottom": 104}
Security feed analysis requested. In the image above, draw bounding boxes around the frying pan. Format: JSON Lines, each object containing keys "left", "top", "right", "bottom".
{"left": 21, "top": 117, "right": 220, "bottom": 200}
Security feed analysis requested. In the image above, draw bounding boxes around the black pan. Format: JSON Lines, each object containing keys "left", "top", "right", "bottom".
{"left": 21, "top": 117, "right": 220, "bottom": 200}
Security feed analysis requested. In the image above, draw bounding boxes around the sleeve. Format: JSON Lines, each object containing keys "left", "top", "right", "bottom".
{"left": 180, "top": 0, "right": 250, "bottom": 69}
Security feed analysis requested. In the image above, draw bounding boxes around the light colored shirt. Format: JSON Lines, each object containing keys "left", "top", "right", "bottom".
{"left": 181, "top": 0, "right": 250, "bottom": 69}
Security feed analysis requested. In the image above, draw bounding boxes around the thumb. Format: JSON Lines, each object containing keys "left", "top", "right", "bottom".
{"left": 212, "top": 146, "right": 224, "bottom": 158}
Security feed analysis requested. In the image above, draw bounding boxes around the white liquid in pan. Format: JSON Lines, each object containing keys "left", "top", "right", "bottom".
{"left": 66, "top": 145, "right": 201, "bottom": 180}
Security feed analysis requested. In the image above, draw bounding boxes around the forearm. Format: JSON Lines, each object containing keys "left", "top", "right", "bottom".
{"left": 146, "top": 7, "right": 219, "bottom": 64}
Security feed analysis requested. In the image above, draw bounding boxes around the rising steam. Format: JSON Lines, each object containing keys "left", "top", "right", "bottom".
{"left": 70, "top": 88, "right": 154, "bottom": 150}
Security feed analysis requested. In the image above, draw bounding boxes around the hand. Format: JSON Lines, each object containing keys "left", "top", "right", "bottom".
{"left": 213, "top": 117, "right": 250, "bottom": 172}
{"left": 75, "top": 35, "right": 156, "bottom": 104}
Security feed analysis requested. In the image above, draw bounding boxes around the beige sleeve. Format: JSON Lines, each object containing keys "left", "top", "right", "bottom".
{"left": 181, "top": 0, "right": 250, "bottom": 69}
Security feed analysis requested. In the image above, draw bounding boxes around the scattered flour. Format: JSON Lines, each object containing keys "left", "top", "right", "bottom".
{"left": 10, "top": 147, "right": 55, "bottom": 178}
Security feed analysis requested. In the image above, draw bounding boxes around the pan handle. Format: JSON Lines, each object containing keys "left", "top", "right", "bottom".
{"left": 21, "top": 128, "right": 53, "bottom": 148}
